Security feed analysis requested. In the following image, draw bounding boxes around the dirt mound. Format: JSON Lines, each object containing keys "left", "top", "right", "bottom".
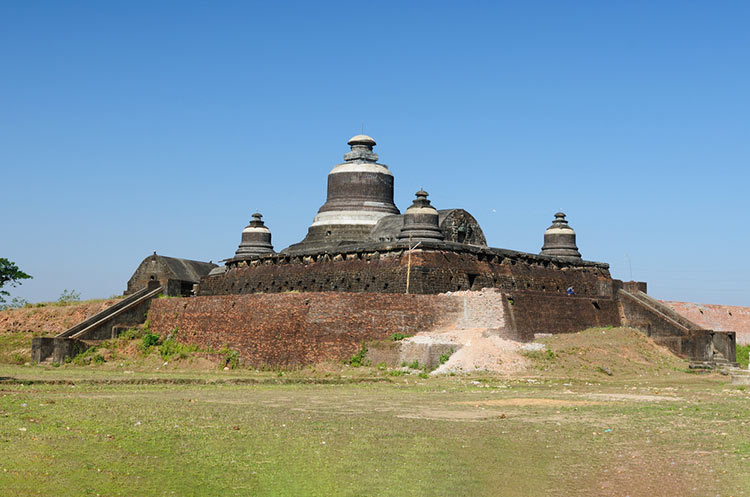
{"left": 0, "top": 298, "right": 122, "bottom": 336}
{"left": 412, "top": 326, "right": 686, "bottom": 378}
{"left": 529, "top": 327, "right": 687, "bottom": 377}
{"left": 403, "top": 328, "right": 530, "bottom": 375}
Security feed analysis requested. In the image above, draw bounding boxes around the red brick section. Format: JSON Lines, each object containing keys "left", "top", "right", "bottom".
{"left": 148, "top": 292, "right": 462, "bottom": 367}
{"left": 661, "top": 300, "right": 750, "bottom": 345}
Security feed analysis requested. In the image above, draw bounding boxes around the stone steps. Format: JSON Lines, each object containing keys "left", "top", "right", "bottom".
{"left": 366, "top": 334, "right": 462, "bottom": 370}
{"left": 730, "top": 369, "right": 750, "bottom": 385}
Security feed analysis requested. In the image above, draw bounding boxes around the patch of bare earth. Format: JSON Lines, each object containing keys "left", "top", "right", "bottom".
{"left": 0, "top": 298, "right": 122, "bottom": 335}
{"left": 457, "top": 398, "right": 602, "bottom": 407}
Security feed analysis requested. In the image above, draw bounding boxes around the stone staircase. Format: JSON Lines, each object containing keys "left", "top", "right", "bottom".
{"left": 32, "top": 282, "right": 163, "bottom": 364}
{"left": 618, "top": 289, "right": 738, "bottom": 366}
{"left": 730, "top": 368, "right": 750, "bottom": 385}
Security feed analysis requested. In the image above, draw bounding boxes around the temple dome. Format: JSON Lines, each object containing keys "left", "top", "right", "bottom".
{"left": 284, "top": 135, "right": 400, "bottom": 252}
{"left": 540, "top": 212, "right": 581, "bottom": 260}
{"left": 235, "top": 213, "right": 274, "bottom": 258}
{"left": 398, "top": 189, "right": 444, "bottom": 242}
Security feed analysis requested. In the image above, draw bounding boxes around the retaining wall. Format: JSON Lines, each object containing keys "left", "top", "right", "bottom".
{"left": 148, "top": 289, "right": 627, "bottom": 367}
{"left": 661, "top": 300, "right": 750, "bottom": 345}
{"left": 504, "top": 292, "right": 621, "bottom": 341}
{"left": 148, "top": 293, "right": 462, "bottom": 367}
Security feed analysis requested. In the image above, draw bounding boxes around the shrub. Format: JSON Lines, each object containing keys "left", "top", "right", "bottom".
{"left": 220, "top": 346, "right": 240, "bottom": 369}
{"left": 439, "top": 348, "right": 454, "bottom": 365}
{"left": 10, "top": 352, "right": 26, "bottom": 364}
{"left": 390, "top": 333, "right": 411, "bottom": 341}
{"left": 159, "top": 337, "right": 198, "bottom": 361}
{"left": 348, "top": 345, "right": 369, "bottom": 367}
{"left": 71, "top": 346, "right": 105, "bottom": 366}
{"left": 408, "top": 360, "right": 420, "bottom": 369}
{"left": 57, "top": 289, "right": 81, "bottom": 305}
{"left": 119, "top": 328, "right": 143, "bottom": 340}
{"left": 141, "top": 332, "right": 161, "bottom": 351}
{"left": 523, "top": 348, "right": 555, "bottom": 361}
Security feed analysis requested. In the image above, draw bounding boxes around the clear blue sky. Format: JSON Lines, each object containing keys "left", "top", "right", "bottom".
{"left": 2, "top": 1, "right": 748, "bottom": 306}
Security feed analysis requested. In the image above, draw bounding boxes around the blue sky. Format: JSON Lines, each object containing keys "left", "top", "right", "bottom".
{"left": 2, "top": 1, "right": 748, "bottom": 305}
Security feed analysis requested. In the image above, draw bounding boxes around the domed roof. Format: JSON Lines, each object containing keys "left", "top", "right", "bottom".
{"left": 347, "top": 134, "right": 376, "bottom": 147}
{"left": 283, "top": 134, "right": 399, "bottom": 253}
{"left": 540, "top": 212, "right": 581, "bottom": 259}
{"left": 242, "top": 212, "right": 271, "bottom": 234}
{"left": 398, "top": 189, "right": 444, "bottom": 241}
{"left": 544, "top": 212, "right": 576, "bottom": 234}
{"left": 235, "top": 213, "right": 274, "bottom": 258}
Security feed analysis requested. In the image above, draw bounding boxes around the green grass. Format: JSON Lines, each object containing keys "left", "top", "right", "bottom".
{"left": 0, "top": 367, "right": 748, "bottom": 496}
{"left": 70, "top": 346, "right": 105, "bottom": 366}
{"left": 0, "top": 332, "right": 31, "bottom": 364}
{"left": 737, "top": 344, "right": 750, "bottom": 369}
{"left": 439, "top": 348, "right": 454, "bottom": 365}
{"left": 0, "top": 328, "right": 748, "bottom": 495}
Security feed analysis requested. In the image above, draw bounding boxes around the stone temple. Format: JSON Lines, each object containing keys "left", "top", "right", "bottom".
{"left": 32, "top": 134, "right": 738, "bottom": 367}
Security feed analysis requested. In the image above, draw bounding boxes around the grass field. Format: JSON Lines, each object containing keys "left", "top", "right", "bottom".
{"left": 0, "top": 326, "right": 748, "bottom": 496}
{"left": 1, "top": 363, "right": 748, "bottom": 497}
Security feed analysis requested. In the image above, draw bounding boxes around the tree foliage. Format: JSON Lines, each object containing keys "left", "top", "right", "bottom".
{"left": 0, "top": 258, "right": 32, "bottom": 303}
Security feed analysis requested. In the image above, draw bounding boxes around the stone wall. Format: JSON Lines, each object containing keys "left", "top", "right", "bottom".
{"left": 148, "top": 289, "right": 628, "bottom": 367}
{"left": 661, "top": 300, "right": 750, "bottom": 345}
{"left": 503, "top": 292, "right": 621, "bottom": 341}
{"left": 148, "top": 293, "right": 462, "bottom": 367}
{"left": 618, "top": 291, "right": 737, "bottom": 363}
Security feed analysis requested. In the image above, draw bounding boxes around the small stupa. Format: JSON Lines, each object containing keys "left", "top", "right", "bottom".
{"left": 234, "top": 213, "right": 274, "bottom": 258}
{"left": 540, "top": 212, "right": 581, "bottom": 259}
{"left": 398, "top": 189, "right": 444, "bottom": 241}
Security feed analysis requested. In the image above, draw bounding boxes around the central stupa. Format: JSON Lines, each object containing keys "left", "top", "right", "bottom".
{"left": 284, "top": 134, "right": 400, "bottom": 252}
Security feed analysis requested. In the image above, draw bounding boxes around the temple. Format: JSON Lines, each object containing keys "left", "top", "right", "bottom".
{"left": 199, "top": 135, "right": 605, "bottom": 297}
{"left": 32, "top": 134, "right": 739, "bottom": 367}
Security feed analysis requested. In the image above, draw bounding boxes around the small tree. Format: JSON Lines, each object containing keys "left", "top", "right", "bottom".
{"left": 0, "top": 258, "right": 32, "bottom": 304}
{"left": 58, "top": 289, "right": 81, "bottom": 304}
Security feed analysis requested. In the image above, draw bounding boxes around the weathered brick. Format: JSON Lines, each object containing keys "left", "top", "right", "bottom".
{"left": 148, "top": 293, "right": 462, "bottom": 367}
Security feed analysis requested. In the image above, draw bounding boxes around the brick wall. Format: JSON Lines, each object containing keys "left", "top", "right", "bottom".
{"left": 148, "top": 289, "right": 628, "bottom": 367}
{"left": 199, "top": 248, "right": 614, "bottom": 298}
{"left": 661, "top": 300, "right": 750, "bottom": 345}
{"left": 148, "top": 292, "right": 462, "bottom": 367}
{"left": 504, "top": 292, "right": 621, "bottom": 341}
